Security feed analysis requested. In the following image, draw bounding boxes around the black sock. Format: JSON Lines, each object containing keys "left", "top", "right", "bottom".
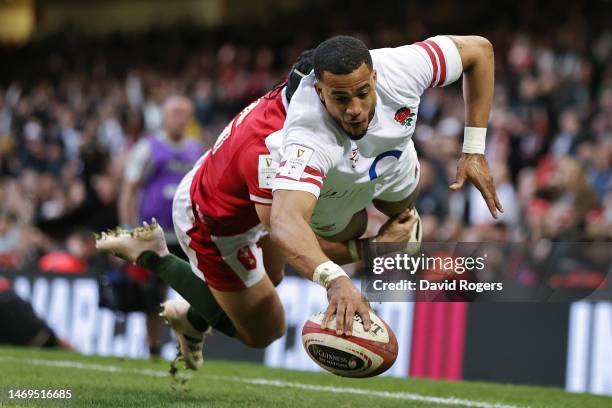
{"left": 186, "top": 306, "right": 210, "bottom": 332}
{"left": 137, "top": 251, "right": 237, "bottom": 338}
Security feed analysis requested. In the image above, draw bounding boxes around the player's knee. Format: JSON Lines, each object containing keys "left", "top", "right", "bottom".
{"left": 265, "top": 322, "right": 286, "bottom": 346}
{"left": 243, "top": 307, "right": 286, "bottom": 348}
{"left": 235, "top": 288, "right": 285, "bottom": 348}
{"left": 270, "top": 319, "right": 286, "bottom": 342}
{"left": 242, "top": 321, "right": 286, "bottom": 348}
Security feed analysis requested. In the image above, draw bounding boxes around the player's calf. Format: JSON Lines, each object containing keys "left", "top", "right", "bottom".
{"left": 209, "top": 277, "right": 286, "bottom": 349}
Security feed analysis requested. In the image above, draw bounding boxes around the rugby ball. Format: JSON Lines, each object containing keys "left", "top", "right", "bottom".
{"left": 302, "top": 311, "right": 398, "bottom": 377}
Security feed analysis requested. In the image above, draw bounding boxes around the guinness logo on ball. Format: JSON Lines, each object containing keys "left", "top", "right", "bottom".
{"left": 308, "top": 344, "right": 365, "bottom": 370}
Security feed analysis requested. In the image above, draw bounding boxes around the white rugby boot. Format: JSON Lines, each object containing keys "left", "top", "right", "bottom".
{"left": 160, "top": 299, "right": 211, "bottom": 370}
{"left": 95, "top": 219, "right": 169, "bottom": 262}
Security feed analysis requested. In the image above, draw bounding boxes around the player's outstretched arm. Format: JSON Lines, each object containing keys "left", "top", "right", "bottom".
{"left": 450, "top": 35, "right": 494, "bottom": 129}
{"left": 270, "top": 189, "right": 371, "bottom": 335}
{"left": 448, "top": 36, "right": 504, "bottom": 219}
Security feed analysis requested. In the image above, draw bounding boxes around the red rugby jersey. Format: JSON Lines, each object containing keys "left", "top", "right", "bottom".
{"left": 190, "top": 89, "right": 286, "bottom": 236}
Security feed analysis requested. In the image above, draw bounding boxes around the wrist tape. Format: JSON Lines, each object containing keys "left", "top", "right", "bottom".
{"left": 462, "top": 127, "right": 487, "bottom": 154}
{"left": 312, "top": 261, "right": 349, "bottom": 288}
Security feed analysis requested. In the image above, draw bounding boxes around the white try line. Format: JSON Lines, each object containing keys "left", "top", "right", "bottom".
{"left": 0, "top": 356, "right": 527, "bottom": 408}
{"left": 209, "top": 376, "right": 528, "bottom": 408}
{"left": 0, "top": 356, "right": 168, "bottom": 378}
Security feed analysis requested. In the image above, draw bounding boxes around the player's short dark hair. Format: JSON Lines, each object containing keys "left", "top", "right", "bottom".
{"left": 314, "top": 35, "right": 372, "bottom": 80}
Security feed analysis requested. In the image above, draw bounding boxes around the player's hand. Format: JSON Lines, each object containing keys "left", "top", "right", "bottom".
{"left": 450, "top": 153, "right": 503, "bottom": 218}
{"left": 322, "top": 276, "right": 371, "bottom": 336}
{"left": 375, "top": 208, "right": 418, "bottom": 242}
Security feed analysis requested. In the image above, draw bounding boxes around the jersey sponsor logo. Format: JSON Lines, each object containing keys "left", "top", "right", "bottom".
{"left": 237, "top": 246, "right": 257, "bottom": 270}
{"left": 369, "top": 150, "right": 402, "bottom": 180}
{"left": 350, "top": 147, "right": 360, "bottom": 168}
{"left": 394, "top": 107, "right": 415, "bottom": 128}
{"left": 279, "top": 145, "right": 314, "bottom": 180}
{"left": 258, "top": 154, "right": 278, "bottom": 189}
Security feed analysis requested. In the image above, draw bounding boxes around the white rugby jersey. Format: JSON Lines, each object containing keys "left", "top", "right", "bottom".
{"left": 268, "top": 36, "right": 463, "bottom": 235}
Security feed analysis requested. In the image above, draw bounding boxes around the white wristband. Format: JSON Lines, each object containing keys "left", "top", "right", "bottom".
{"left": 312, "top": 261, "right": 349, "bottom": 288}
{"left": 462, "top": 127, "right": 487, "bottom": 154}
{"left": 347, "top": 239, "right": 360, "bottom": 262}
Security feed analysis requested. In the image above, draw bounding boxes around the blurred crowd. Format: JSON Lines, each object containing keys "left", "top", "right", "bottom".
{"left": 414, "top": 29, "right": 612, "bottom": 244}
{"left": 0, "top": 0, "right": 609, "bottom": 285}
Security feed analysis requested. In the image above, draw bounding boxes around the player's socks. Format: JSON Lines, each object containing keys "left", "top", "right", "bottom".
{"left": 185, "top": 305, "right": 237, "bottom": 338}
{"left": 195, "top": 306, "right": 237, "bottom": 337}
{"left": 186, "top": 302, "right": 237, "bottom": 338}
{"left": 136, "top": 251, "right": 237, "bottom": 338}
{"left": 186, "top": 306, "right": 210, "bottom": 332}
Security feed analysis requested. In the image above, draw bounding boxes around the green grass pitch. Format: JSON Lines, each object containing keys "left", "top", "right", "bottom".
{"left": 0, "top": 347, "right": 610, "bottom": 407}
